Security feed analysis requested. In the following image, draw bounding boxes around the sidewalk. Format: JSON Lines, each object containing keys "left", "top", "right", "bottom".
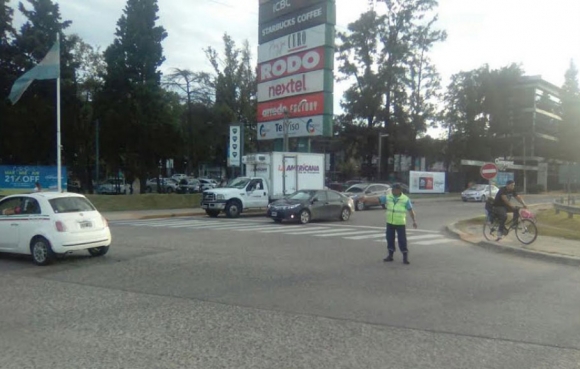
{"left": 448, "top": 219, "right": 580, "bottom": 267}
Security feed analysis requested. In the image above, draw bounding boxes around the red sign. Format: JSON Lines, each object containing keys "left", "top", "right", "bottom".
{"left": 480, "top": 163, "right": 498, "bottom": 180}
{"left": 257, "top": 93, "right": 325, "bottom": 122}
{"left": 258, "top": 47, "right": 325, "bottom": 83}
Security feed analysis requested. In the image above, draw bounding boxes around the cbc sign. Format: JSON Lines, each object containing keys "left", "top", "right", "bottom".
{"left": 259, "top": 0, "right": 326, "bottom": 24}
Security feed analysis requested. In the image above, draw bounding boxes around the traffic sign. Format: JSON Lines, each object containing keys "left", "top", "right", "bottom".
{"left": 480, "top": 163, "right": 498, "bottom": 180}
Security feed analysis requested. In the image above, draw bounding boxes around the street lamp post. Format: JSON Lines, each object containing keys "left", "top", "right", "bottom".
{"left": 377, "top": 133, "right": 389, "bottom": 180}
{"left": 283, "top": 99, "right": 308, "bottom": 152}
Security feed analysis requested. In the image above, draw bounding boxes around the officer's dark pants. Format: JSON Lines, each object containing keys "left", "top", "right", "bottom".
{"left": 386, "top": 223, "right": 408, "bottom": 254}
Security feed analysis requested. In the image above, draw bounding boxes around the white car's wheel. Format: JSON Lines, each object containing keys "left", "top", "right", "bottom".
{"left": 30, "top": 237, "right": 55, "bottom": 266}
{"left": 88, "top": 246, "right": 109, "bottom": 257}
{"left": 480, "top": 195, "right": 486, "bottom": 203}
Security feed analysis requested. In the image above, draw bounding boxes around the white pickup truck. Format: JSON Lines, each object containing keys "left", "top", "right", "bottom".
{"left": 200, "top": 152, "right": 326, "bottom": 218}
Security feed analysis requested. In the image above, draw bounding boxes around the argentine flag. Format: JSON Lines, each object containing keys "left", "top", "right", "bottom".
{"left": 8, "top": 38, "right": 60, "bottom": 105}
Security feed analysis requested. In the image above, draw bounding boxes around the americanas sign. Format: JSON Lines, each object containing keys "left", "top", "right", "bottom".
{"left": 259, "top": 0, "right": 326, "bottom": 24}
{"left": 229, "top": 125, "right": 241, "bottom": 167}
{"left": 257, "top": 92, "right": 328, "bottom": 122}
{"left": 258, "top": 1, "right": 334, "bottom": 44}
{"left": 258, "top": 47, "right": 326, "bottom": 83}
{"left": 258, "top": 24, "right": 330, "bottom": 63}
{"left": 258, "top": 115, "right": 325, "bottom": 140}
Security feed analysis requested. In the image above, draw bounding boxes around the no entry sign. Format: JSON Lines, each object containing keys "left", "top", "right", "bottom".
{"left": 480, "top": 163, "right": 498, "bottom": 180}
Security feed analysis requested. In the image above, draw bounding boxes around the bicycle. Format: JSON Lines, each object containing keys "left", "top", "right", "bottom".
{"left": 483, "top": 207, "right": 538, "bottom": 244}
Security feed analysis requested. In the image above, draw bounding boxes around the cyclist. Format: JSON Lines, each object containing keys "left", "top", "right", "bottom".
{"left": 492, "top": 180, "right": 528, "bottom": 235}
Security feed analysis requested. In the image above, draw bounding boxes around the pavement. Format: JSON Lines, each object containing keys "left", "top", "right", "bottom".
{"left": 447, "top": 203, "right": 580, "bottom": 266}
{"left": 101, "top": 195, "right": 580, "bottom": 266}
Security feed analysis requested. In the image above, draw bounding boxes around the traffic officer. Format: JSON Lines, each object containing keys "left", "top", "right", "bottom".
{"left": 383, "top": 184, "right": 417, "bottom": 265}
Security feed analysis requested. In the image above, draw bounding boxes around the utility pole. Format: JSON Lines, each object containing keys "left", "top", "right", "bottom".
{"left": 282, "top": 99, "right": 307, "bottom": 152}
{"left": 377, "top": 133, "right": 389, "bottom": 180}
{"left": 95, "top": 119, "right": 100, "bottom": 191}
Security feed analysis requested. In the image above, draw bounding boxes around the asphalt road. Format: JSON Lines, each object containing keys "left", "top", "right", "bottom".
{"left": 1, "top": 196, "right": 579, "bottom": 368}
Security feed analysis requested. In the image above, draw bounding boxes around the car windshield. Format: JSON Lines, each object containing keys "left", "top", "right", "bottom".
{"left": 288, "top": 190, "right": 315, "bottom": 201}
{"left": 469, "top": 185, "right": 487, "bottom": 191}
{"left": 346, "top": 185, "right": 366, "bottom": 193}
{"left": 49, "top": 197, "right": 96, "bottom": 214}
{"left": 227, "top": 177, "right": 251, "bottom": 189}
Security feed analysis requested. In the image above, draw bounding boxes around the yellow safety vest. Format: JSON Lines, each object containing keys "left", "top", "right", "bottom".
{"left": 385, "top": 194, "right": 410, "bottom": 225}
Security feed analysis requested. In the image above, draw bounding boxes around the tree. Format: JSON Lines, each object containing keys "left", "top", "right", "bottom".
{"left": 336, "top": 0, "right": 445, "bottom": 178}
{"left": 2, "top": 0, "right": 75, "bottom": 166}
{"left": 560, "top": 60, "right": 580, "bottom": 162}
{"left": 441, "top": 64, "right": 525, "bottom": 169}
{"left": 0, "top": 0, "right": 17, "bottom": 163}
{"left": 165, "top": 68, "right": 213, "bottom": 173}
{"left": 204, "top": 34, "right": 257, "bottom": 175}
{"left": 67, "top": 35, "right": 106, "bottom": 192}
{"left": 97, "top": 0, "right": 169, "bottom": 191}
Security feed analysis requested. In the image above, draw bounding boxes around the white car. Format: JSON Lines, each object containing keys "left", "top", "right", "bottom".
{"left": 0, "top": 192, "right": 112, "bottom": 266}
{"left": 461, "top": 184, "right": 499, "bottom": 202}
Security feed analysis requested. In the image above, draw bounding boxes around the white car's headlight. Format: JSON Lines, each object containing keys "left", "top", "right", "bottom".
{"left": 217, "top": 194, "right": 225, "bottom": 200}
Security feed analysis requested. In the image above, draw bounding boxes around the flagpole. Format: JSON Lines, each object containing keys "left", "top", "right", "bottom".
{"left": 56, "top": 33, "right": 62, "bottom": 192}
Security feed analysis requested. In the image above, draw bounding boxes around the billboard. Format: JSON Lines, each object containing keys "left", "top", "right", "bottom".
{"left": 257, "top": 92, "right": 331, "bottom": 122}
{"left": 228, "top": 125, "right": 242, "bottom": 167}
{"left": 258, "top": 24, "right": 331, "bottom": 63}
{"left": 259, "top": 0, "right": 326, "bottom": 24}
{"left": 258, "top": 1, "right": 334, "bottom": 44}
{"left": 0, "top": 165, "right": 68, "bottom": 195}
{"left": 258, "top": 46, "right": 328, "bottom": 83}
{"left": 409, "top": 171, "right": 446, "bottom": 194}
{"left": 257, "top": 0, "right": 335, "bottom": 140}
{"left": 257, "top": 69, "right": 333, "bottom": 102}
{"left": 257, "top": 115, "right": 331, "bottom": 140}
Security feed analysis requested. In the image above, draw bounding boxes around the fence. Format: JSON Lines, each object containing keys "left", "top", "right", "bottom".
{"left": 554, "top": 197, "right": 580, "bottom": 219}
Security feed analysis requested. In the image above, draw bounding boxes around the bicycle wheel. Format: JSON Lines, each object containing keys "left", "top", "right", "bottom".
{"left": 515, "top": 219, "right": 538, "bottom": 245}
{"left": 483, "top": 221, "right": 500, "bottom": 242}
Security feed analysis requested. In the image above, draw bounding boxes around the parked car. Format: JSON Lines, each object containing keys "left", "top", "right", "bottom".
{"left": 266, "top": 189, "right": 354, "bottom": 224}
{"left": 171, "top": 173, "right": 188, "bottom": 182}
{"left": 177, "top": 178, "right": 201, "bottom": 194}
{"left": 0, "top": 192, "right": 111, "bottom": 265}
{"left": 97, "top": 178, "right": 127, "bottom": 195}
{"left": 198, "top": 178, "right": 217, "bottom": 191}
{"left": 145, "top": 178, "right": 179, "bottom": 193}
{"left": 342, "top": 183, "right": 392, "bottom": 211}
{"left": 461, "top": 184, "right": 499, "bottom": 202}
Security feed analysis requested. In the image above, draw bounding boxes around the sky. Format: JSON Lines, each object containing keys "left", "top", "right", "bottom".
{"left": 8, "top": 0, "right": 580, "bottom": 137}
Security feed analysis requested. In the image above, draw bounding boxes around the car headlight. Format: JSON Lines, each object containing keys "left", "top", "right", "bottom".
{"left": 288, "top": 204, "right": 300, "bottom": 209}
{"left": 217, "top": 195, "right": 225, "bottom": 200}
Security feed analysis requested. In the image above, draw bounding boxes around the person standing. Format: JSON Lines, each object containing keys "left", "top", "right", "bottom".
{"left": 34, "top": 182, "right": 42, "bottom": 192}
{"left": 383, "top": 184, "right": 417, "bottom": 265}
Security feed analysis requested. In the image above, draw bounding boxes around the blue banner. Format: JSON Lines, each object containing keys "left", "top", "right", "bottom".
{"left": 0, "top": 165, "right": 68, "bottom": 195}
{"left": 495, "top": 172, "right": 515, "bottom": 187}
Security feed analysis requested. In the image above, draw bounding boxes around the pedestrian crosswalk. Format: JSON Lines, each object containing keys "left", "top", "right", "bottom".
{"left": 110, "top": 218, "right": 453, "bottom": 245}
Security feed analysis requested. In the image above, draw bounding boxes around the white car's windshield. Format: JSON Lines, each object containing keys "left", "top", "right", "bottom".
{"left": 346, "top": 185, "right": 366, "bottom": 193}
{"left": 227, "top": 177, "right": 251, "bottom": 189}
{"left": 50, "top": 197, "right": 96, "bottom": 214}
{"left": 470, "top": 185, "right": 487, "bottom": 191}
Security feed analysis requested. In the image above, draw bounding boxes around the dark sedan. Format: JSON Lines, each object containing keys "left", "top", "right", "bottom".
{"left": 266, "top": 189, "right": 355, "bottom": 224}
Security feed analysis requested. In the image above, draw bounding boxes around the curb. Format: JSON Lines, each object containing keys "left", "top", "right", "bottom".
{"left": 446, "top": 222, "right": 580, "bottom": 267}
